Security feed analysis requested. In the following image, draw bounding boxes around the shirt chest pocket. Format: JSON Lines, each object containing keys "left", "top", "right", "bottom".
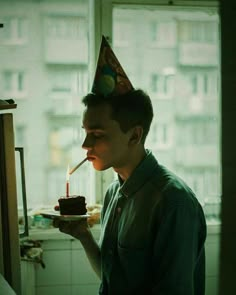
{"left": 117, "top": 243, "right": 150, "bottom": 286}
{"left": 117, "top": 221, "right": 149, "bottom": 268}
{"left": 117, "top": 210, "right": 150, "bottom": 249}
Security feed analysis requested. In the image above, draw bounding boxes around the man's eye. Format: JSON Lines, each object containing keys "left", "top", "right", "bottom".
{"left": 93, "top": 133, "right": 104, "bottom": 138}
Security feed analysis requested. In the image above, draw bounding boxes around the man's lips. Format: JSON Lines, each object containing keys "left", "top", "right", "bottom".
{"left": 87, "top": 156, "right": 96, "bottom": 161}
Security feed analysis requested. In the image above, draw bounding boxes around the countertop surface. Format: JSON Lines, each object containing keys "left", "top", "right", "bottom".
{"left": 27, "top": 222, "right": 220, "bottom": 241}
{"left": 28, "top": 224, "right": 101, "bottom": 241}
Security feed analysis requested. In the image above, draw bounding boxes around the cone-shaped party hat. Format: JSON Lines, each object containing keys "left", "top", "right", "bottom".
{"left": 91, "top": 35, "right": 134, "bottom": 97}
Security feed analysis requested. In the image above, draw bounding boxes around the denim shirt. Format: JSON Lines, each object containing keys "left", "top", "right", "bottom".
{"left": 99, "top": 150, "right": 206, "bottom": 295}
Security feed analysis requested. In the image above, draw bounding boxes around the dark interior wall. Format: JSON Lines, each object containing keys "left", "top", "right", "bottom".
{"left": 219, "top": 1, "right": 236, "bottom": 294}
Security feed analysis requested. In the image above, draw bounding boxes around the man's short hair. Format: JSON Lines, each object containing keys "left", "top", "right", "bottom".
{"left": 82, "top": 89, "right": 153, "bottom": 144}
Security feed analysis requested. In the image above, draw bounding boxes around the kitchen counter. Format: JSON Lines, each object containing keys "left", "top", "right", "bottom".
{"left": 28, "top": 224, "right": 101, "bottom": 241}
{"left": 28, "top": 222, "right": 220, "bottom": 241}
{"left": 26, "top": 222, "right": 220, "bottom": 295}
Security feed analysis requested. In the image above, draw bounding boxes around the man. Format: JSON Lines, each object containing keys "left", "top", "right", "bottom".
{"left": 54, "top": 36, "right": 206, "bottom": 295}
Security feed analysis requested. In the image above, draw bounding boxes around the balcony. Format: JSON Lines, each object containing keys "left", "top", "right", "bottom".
{"left": 44, "top": 39, "right": 88, "bottom": 65}
{"left": 178, "top": 42, "right": 218, "bottom": 66}
{"left": 175, "top": 96, "right": 219, "bottom": 118}
{"left": 175, "top": 145, "right": 219, "bottom": 167}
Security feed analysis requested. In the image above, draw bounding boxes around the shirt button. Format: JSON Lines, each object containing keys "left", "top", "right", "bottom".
{"left": 117, "top": 207, "right": 121, "bottom": 214}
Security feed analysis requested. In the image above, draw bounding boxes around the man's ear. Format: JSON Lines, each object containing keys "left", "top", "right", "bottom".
{"left": 129, "top": 126, "right": 143, "bottom": 145}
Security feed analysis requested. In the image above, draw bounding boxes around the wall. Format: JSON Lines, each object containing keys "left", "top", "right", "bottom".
{"left": 219, "top": 1, "right": 236, "bottom": 294}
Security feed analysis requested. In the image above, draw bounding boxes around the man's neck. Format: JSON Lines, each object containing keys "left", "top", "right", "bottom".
{"left": 114, "top": 147, "right": 147, "bottom": 181}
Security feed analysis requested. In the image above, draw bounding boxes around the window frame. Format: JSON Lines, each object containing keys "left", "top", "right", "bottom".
{"left": 97, "top": 0, "right": 220, "bottom": 203}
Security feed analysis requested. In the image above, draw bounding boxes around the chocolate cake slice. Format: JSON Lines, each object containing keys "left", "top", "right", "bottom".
{"left": 58, "top": 195, "right": 87, "bottom": 215}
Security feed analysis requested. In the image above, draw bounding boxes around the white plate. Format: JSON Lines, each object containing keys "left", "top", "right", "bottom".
{"left": 39, "top": 210, "right": 90, "bottom": 221}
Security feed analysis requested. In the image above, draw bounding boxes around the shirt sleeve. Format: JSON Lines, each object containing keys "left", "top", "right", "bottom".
{"left": 151, "top": 190, "right": 206, "bottom": 295}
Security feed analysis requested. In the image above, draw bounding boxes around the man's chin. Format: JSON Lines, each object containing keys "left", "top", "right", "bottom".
{"left": 92, "top": 162, "right": 111, "bottom": 171}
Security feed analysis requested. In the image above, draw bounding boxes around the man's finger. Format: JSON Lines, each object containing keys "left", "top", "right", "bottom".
{"left": 52, "top": 218, "right": 60, "bottom": 228}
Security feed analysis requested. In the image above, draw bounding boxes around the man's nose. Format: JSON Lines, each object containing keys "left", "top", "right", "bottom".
{"left": 82, "top": 135, "right": 93, "bottom": 150}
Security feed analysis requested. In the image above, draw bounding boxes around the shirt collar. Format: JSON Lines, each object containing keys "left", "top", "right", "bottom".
{"left": 118, "top": 150, "right": 159, "bottom": 198}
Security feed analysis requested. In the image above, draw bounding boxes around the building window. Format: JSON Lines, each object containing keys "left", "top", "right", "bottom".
{"left": 49, "top": 69, "right": 88, "bottom": 114}
{"left": 190, "top": 121, "right": 217, "bottom": 145}
{"left": 49, "top": 126, "right": 95, "bottom": 204}
{"left": 50, "top": 71, "right": 74, "bottom": 95}
{"left": 150, "top": 71, "right": 174, "bottom": 98}
{"left": 0, "top": 17, "right": 28, "bottom": 44}
{"left": 178, "top": 20, "right": 218, "bottom": 43}
{"left": 157, "top": 123, "right": 171, "bottom": 148}
{"left": 50, "top": 70, "right": 88, "bottom": 95}
{"left": 150, "top": 21, "right": 176, "bottom": 47}
{"left": 183, "top": 168, "right": 221, "bottom": 220}
{"left": 0, "top": 0, "right": 220, "bottom": 222}
{"left": 49, "top": 127, "right": 75, "bottom": 166}
{"left": 113, "top": 21, "right": 131, "bottom": 47}
{"left": 147, "top": 122, "right": 171, "bottom": 149}
{"left": 45, "top": 16, "right": 86, "bottom": 40}
{"left": 2, "top": 70, "right": 27, "bottom": 98}
{"left": 189, "top": 72, "right": 217, "bottom": 97}
{"left": 113, "top": 5, "right": 220, "bottom": 223}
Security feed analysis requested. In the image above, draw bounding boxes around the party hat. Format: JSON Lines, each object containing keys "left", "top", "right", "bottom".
{"left": 91, "top": 35, "right": 134, "bottom": 97}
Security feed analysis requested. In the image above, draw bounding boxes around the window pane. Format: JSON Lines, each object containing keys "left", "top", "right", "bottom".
{"left": 113, "top": 6, "right": 221, "bottom": 223}
{"left": 0, "top": 0, "right": 95, "bottom": 208}
{"left": 0, "top": 16, "right": 28, "bottom": 43}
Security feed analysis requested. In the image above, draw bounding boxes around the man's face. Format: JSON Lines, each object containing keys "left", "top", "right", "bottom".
{"left": 82, "top": 103, "right": 132, "bottom": 171}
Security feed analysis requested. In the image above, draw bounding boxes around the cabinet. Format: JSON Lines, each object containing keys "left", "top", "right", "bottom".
{"left": 205, "top": 230, "right": 220, "bottom": 295}
{"left": 0, "top": 109, "right": 22, "bottom": 294}
{"left": 35, "top": 239, "right": 100, "bottom": 295}
{"left": 21, "top": 260, "right": 35, "bottom": 295}
{"left": 32, "top": 226, "right": 220, "bottom": 295}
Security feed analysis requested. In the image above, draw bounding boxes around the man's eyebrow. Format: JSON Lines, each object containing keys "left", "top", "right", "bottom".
{"left": 82, "top": 125, "right": 105, "bottom": 130}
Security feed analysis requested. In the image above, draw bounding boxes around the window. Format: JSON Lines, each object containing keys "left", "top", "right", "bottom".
{"left": 0, "top": 16, "right": 28, "bottom": 44}
{"left": 48, "top": 125, "right": 95, "bottom": 204}
{"left": 189, "top": 72, "right": 217, "bottom": 97}
{"left": 180, "top": 168, "right": 221, "bottom": 221}
{"left": 149, "top": 122, "right": 172, "bottom": 149}
{"left": 51, "top": 72, "right": 72, "bottom": 94}
{"left": 189, "top": 121, "right": 217, "bottom": 145}
{"left": 150, "top": 20, "right": 176, "bottom": 47}
{"left": 49, "top": 127, "right": 75, "bottom": 166}
{"left": 49, "top": 70, "right": 88, "bottom": 96}
{"left": 2, "top": 70, "right": 27, "bottom": 98}
{"left": 113, "top": 4, "right": 221, "bottom": 224}
{"left": 178, "top": 20, "right": 218, "bottom": 43}
{"left": 0, "top": 0, "right": 93, "bottom": 209}
{"left": 48, "top": 69, "right": 88, "bottom": 114}
{"left": 113, "top": 21, "right": 131, "bottom": 47}
{"left": 0, "top": 1, "right": 221, "bottom": 225}
{"left": 150, "top": 71, "right": 174, "bottom": 98}
{"left": 45, "top": 15, "right": 86, "bottom": 40}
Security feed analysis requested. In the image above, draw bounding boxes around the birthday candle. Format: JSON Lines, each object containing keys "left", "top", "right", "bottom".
{"left": 66, "top": 164, "right": 70, "bottom": 197}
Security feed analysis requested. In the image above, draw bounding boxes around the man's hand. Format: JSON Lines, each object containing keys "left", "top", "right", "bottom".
{"left": 53, "top": 218, "right": 90, "bottom": 240}
{"left": 53, "top": 217, "right": 101, "bottom": 279}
